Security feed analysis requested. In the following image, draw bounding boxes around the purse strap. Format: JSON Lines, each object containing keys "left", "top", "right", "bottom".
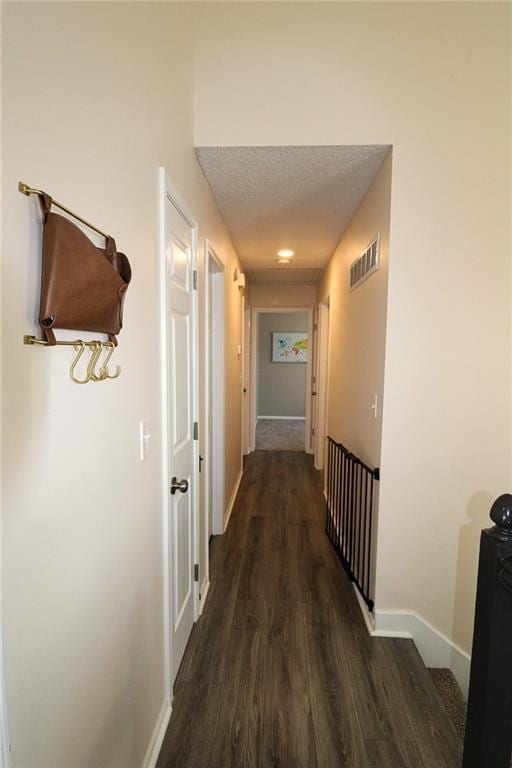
{"left": 39, "top": 193, "right": 53, "bottom": 223}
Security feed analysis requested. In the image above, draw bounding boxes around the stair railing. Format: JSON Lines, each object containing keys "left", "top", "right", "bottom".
{"left": 462, "top": 493, "right": 512, "bottom": 768}
{"left": 325, "top": 436, "right": 379, "bottom": 611}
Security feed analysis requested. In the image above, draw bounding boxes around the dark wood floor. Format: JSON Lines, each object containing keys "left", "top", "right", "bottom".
{"left": 156, "top": 451, "right": 462, "bottom": 768}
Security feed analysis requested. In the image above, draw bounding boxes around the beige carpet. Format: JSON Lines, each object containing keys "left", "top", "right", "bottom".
{"left": 428, "top": 668, "right": 466, "bottom": 739}
{"left": 255, "top": 418, "right": 305, "bottom": 451}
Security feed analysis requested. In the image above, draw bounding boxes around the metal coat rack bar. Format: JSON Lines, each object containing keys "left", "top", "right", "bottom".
{"left": 19, "top": 181, "right": 109, "bottom": 238}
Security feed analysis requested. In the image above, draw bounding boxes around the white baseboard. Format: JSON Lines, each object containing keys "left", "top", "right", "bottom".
{"left": 224, "top": 467, "right": 243, "bottom": 532}
{"left": 372, "top": 610, "right": 471, "bottom": 696}
{"left": 257, "top": 415, "right": 306, "bottom": 421}
{"left": 141, "top": 698, "right": 172, "bottom": 768}
{"left": 199, "top": 578, "right": 210, "bottom": 615}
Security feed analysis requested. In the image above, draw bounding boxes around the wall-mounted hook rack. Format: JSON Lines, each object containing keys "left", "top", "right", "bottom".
{"left": 23, "top": 335, "right": 121, "bottom": 384}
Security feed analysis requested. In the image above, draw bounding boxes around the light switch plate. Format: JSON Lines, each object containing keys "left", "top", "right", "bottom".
{"left": 139, "top": 419, "right": 151, "bottom": 461}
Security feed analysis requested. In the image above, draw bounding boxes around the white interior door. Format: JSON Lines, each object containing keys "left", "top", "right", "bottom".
{"left": 164, "top": 188, "right": 198, "bottom": 684}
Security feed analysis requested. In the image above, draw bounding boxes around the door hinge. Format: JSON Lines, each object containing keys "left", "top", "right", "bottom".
{"left": 193, "top": 422, "right": 198, "bottom": 440}
{"left": 193, "top": 270, "right": 198, "bottom": 290}
{"left": 194, "top": 563, "right": 199, "bottom": 582}
{"left": 199, "top": 454, "right": 204, "bottom": 473}
{"left": 313, "top": 323, "right": 318, "bottom": 331}
{"left": 312, "top": 427, "right": 315, "bottom": 436}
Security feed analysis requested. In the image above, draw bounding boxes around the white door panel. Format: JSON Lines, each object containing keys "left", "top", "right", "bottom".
{"left": 173, "top": 486, "right": 192, "bottom": 627}
{"left": 164, "top": 189, "right": 197, "bottom": 685}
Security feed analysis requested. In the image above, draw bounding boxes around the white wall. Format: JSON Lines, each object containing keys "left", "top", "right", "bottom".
{"left": 194, "top": 0, "right": 512, "bottom": 661}
{"left": 248, "top": 283, "right": 317, "bottom": 308}
{"left": 318, "top": 151, "right": 391, "bottom": 469}
{"left": 1, "top": 4, "right": 242, "bottom": 766}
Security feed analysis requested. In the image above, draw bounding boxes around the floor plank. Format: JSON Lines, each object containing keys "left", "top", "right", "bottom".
{"left": 156, "top": 451, "right": 462, "bottom": 768}
{"left": 362, "top": 740, "right": 426, "bottom": 768}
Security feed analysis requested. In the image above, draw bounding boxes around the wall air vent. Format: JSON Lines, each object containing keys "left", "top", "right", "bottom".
{"left": 350, "top": 234, "right": 380, "bottom": 291}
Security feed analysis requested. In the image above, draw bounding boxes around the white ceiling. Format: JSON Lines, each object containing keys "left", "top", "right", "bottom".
{"left": 196, "top": 145, "right": 390, "bottom": 275}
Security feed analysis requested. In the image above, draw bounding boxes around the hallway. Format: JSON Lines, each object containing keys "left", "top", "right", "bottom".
{"left": 156, "top": 452, "right": 461, "bottom": 768}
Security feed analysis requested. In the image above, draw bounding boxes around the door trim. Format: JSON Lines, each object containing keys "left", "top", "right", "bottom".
{"left": 242, "top": 299, "right": 251, "bottom": 456}
{"left": 159, "top": 168, "right": 200, "bottom": 696}
{"left": 0, "top": 632, "right": 10, "bottom": 768}
{"left": 203, "top": 241, "right": 225, "bottom": 545}
{"left": 249, "top": 307, "right": 313, "bottom": 454}
{"left": 314, "top": 300, "right": 330, "bottom": 470}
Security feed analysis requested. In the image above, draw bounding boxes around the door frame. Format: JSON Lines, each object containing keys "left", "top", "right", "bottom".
{"left": 204, "top": 241, "right": 225, "bottom": 545}
{"left": 0, "top": 637, "right": 9, "bottom": 768}
{"left": 159, "top": 168, "right": 200, "bottom": 696}
{"left": 242, "top": 298, "right": 251, "bottom": 456}
{"left": 249, "top": 307, "right": 313, "bottom": 454}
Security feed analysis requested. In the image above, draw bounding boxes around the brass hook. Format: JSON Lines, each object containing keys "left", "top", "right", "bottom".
{"left": 24, "top": 334, "right": 123, "bottom": 384}
{"left": 69, "top": 342, "right": 89, "bottom": 384}
{"left": 102, "top": 342, "right": 121, "bottom": 380}
{"left": 89, "top": 342, "right": 107, "bottom": 382}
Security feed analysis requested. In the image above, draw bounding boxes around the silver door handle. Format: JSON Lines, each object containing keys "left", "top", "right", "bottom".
{"left": 170, "top": 477, "right": 189, "bottom": 495}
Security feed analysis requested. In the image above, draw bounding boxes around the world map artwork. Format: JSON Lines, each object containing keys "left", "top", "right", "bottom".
{"left": 272, "top": 332, "right": 308, "bottom": 363}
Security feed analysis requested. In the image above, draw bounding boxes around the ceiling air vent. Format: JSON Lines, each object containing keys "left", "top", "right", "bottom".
{"left": 350, "top": 234, "right": 380, "bottom": 291}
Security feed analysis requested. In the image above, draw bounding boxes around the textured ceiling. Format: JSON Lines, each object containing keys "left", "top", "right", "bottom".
{"left": 196, "top": 145, "right": 390, "bottom": 272}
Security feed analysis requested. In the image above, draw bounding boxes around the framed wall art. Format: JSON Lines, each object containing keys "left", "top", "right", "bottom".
{"left": 271, "top": 332, "right": 308, "bottom": 363}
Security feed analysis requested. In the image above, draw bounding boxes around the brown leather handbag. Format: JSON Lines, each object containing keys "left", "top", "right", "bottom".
{"left": 38, "top": 193, "right": 131, "bottom": 345}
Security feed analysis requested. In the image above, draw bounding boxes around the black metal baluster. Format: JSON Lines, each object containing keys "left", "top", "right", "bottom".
{"left": 354, "top": 461, "right": 360, "bottom": 585}
{"left": 332, "top": 439, "right": 336, "bottom": 539}
{"left": 337, "top": 443, "right": 342, "bottom": 551}
{"left": 326, "top": 438, "right": 332, "bottom": 539}
{"left": 325, "top": 439, "right": 329, "bottom": 536}
{"left": 342, "top": 449, "right": 347, "bottom": 562}
{"left": 357, "top": 463, "right": 364, "bottom": 588}
{"left": 332, "top": 440, "right": 336, "bottom": 543}
{"left": 332, "top": 443, "right": 338, "bottom": 547}
{"left": 332, "top": 443, "right": 339, "bottom": 549}
{"left": 350, "top": 461, "right": 355, "bottom": 579}
{"left": 348, "top": 456, "right": 355, "bottom": 579}
{"left": 363, "top": 471, "right": 369, "bottom": 600}
{"left": 345, "top": 454, "right": 351, "bottom": 571}
{"left": 367, "top": 472, "right": 374, "bottom": 610}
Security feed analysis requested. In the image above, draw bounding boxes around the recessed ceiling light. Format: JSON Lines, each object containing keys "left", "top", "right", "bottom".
{"left": 277, "top": 249, "right": 294, "bottom": 258}
{"left": 276, "top": 257, "right": 292, "bottom": 264}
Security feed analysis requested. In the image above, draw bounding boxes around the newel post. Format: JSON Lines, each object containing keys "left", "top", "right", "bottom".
{"left": 462, "top": 494, "right": 512, "bottom": 768}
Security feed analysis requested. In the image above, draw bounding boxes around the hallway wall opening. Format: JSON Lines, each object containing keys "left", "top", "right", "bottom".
{"left": 250, "top": 307, "right": 313, "bottom": 453}
{"left": 256, "top": 310, "right": 308, "bottom": 451}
